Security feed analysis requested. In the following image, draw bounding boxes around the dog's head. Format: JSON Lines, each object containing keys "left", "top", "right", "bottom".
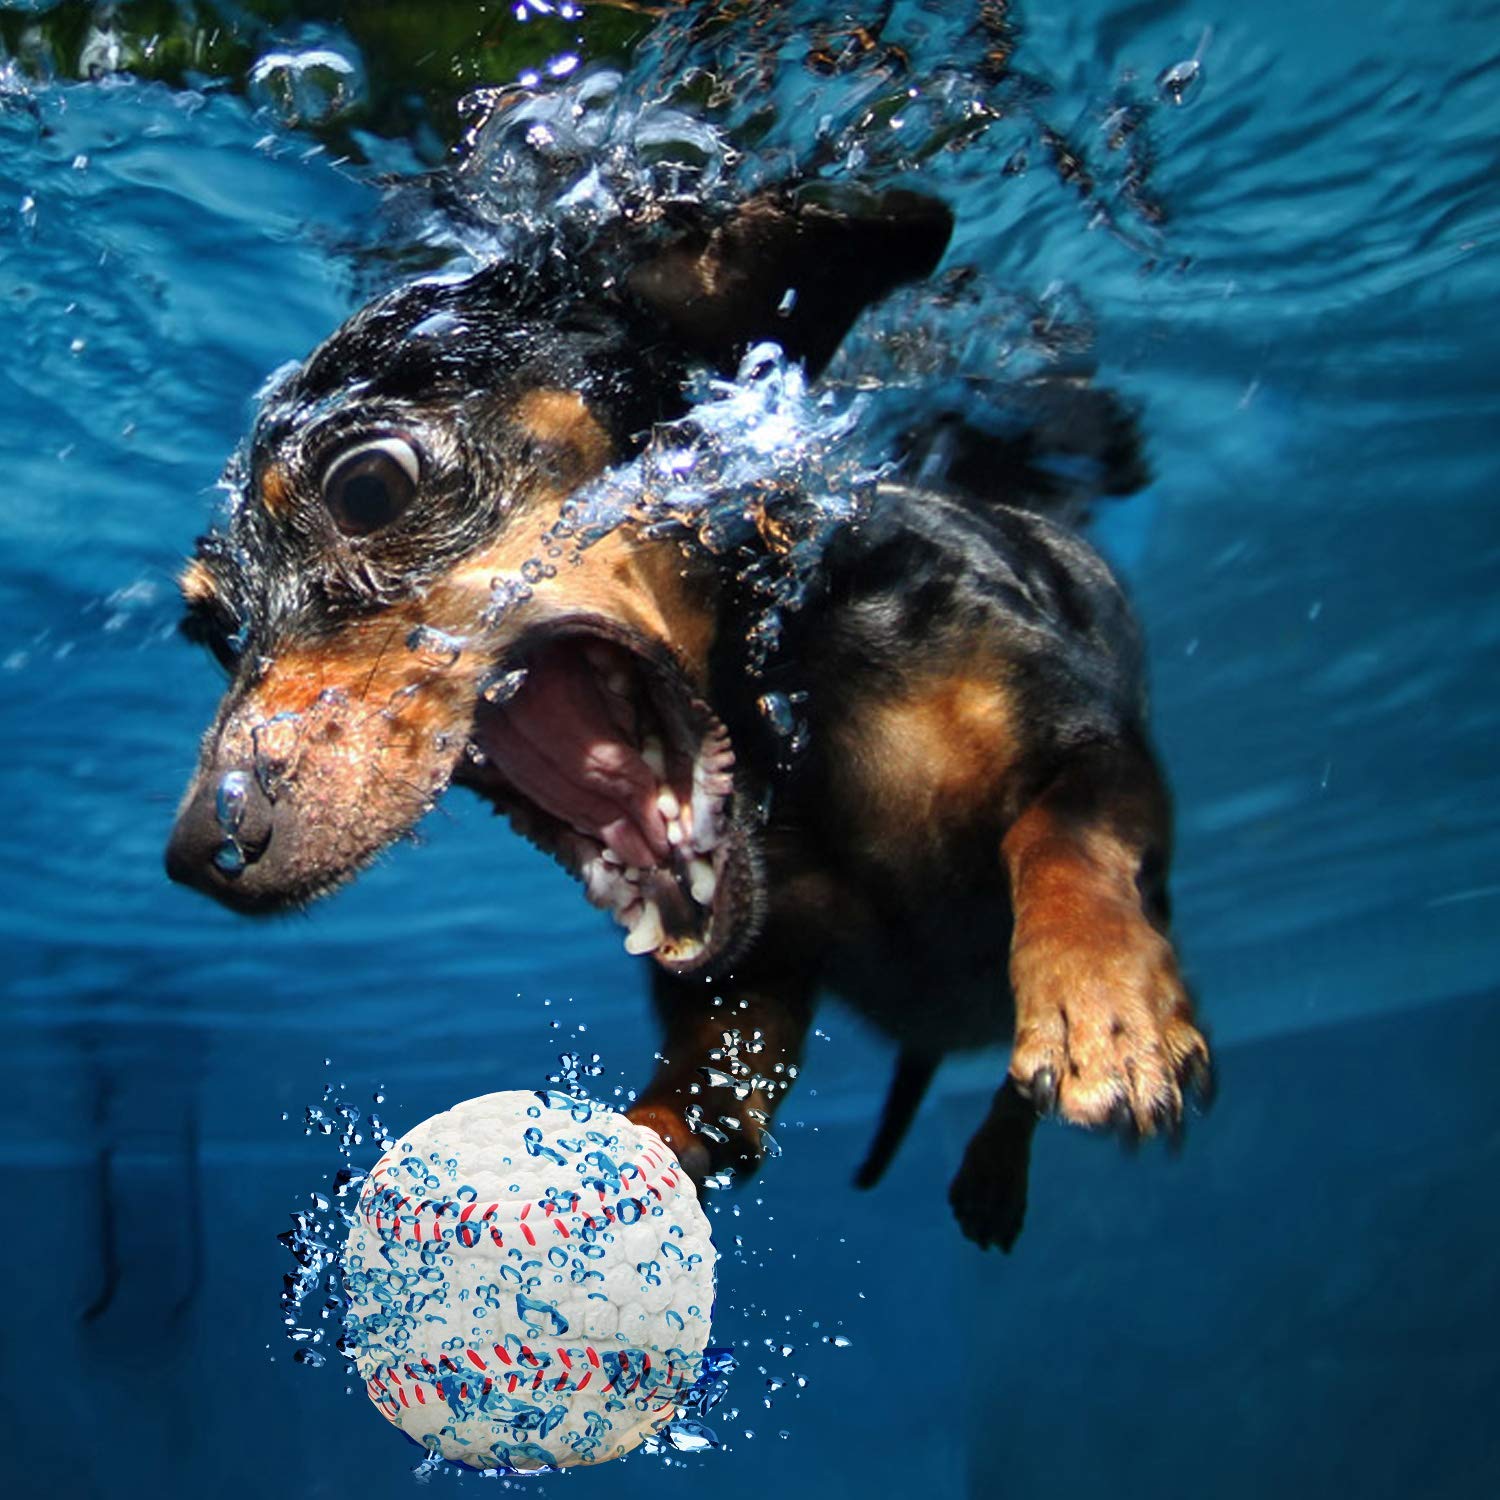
{"left": 165, "top": 187, "right": 950, "bottom": 972}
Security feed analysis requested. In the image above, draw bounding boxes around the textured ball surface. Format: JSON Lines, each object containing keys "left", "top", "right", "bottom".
{"left": 343, "top": 1090, "right": 716, "bottom": 1471}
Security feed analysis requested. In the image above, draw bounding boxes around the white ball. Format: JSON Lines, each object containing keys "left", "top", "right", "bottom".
{"left": 342, "top": 1090, "right": 716, "bottom": 1472}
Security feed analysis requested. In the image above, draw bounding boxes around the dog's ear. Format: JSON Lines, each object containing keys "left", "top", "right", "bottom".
{"left": 626, "top": 186, "right": 952, "bottom": 377}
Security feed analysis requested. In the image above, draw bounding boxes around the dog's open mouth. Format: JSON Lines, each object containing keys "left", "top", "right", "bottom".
{"left": 455, "top": 621, "right": 750, "bottom": 972}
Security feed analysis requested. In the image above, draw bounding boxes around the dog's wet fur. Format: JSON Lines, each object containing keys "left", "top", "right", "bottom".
{"left": 167, "top": 185, "right": 1209, "bottom": 1250}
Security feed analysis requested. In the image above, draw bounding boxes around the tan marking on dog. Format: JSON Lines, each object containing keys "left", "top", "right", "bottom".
{"left": 436, "top": 524, "right": 720, "bottom": 692}
{"left": 180, "top": 600, "right": 491, "bottom": 901}
{"left": 230, "top": 612, "right": 475, "bottom": 746}
{"left": 514, "top": 389, "right": 614, "bottom": 483}
{"left": 839, "top": 672, "right": 1022, "bottom": 867}
{"left": 178, "top": 556, "right": 219, "bottom": 606}
{"left": 259, "top": 462, "right": 294, "bottom": 519}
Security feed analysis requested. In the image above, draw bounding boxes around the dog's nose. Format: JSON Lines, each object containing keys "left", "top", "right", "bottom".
{"left": 165, "top": 767, "right": 279, "bottom": 910}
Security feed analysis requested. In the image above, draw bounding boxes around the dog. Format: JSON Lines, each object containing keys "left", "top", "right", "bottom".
{"left": 165, "top": 185, "right": 1210, "bottom": 1249}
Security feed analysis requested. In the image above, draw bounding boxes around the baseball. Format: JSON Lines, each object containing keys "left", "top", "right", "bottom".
{"left": 341, "top": 1090, "right": 717, "bottom": 1472}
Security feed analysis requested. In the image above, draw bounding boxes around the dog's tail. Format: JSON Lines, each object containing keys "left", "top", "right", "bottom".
{"left": 853, "top": 1049, "right": 940, "bottom": 1190}
{"left": 893, "top": 374, "right": 1148, "bottom": 524}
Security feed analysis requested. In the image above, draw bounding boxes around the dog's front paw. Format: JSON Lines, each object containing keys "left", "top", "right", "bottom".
{"left": 626, "top": 1092, "right": 768, "bottom": 1183}
{"left": 625, "top": 1100, "right": 713, "bottom": 1181}
{"left": 1009, "top": 902, "right": 1210, "bottom": 1136}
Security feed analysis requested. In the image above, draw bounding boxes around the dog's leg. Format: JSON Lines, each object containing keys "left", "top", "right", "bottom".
{"left": 627, "top": 955, "right": 817, "bottom": 1182}
{"left": 1001, "top": 740, "right": 1211, "bottom": 1135}
{"left": 948, "top": 1076, "right": 1038, "bottom": 1252}
{"left": 949, "top": 741, "right": 1207, "bottom": 1248}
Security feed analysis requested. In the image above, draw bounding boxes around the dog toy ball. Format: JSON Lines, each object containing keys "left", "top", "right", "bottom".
{"left": 342, "top": 1090, "right": 716, "bottom": 1472}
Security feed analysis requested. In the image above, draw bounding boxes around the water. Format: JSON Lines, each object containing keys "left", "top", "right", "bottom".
{"left": 3, "top": 1, "right": 1499, "bottom": 1495}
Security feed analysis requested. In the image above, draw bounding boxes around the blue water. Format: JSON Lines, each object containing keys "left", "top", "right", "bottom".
{"left": 3, "top": 1, "right": 1499, "bottom": 1494}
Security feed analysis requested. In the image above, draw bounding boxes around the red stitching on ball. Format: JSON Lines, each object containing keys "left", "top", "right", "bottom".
{"left": 367, "top": 1347, "right": 694, "bottom": 1412}
{"left": 359, "top": 1143, "right": 685, "bottom": 1248}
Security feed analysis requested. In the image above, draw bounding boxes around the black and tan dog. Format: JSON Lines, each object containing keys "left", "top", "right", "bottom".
{"left": 166, "top": 187, "right": 1209, "bottom": 1249}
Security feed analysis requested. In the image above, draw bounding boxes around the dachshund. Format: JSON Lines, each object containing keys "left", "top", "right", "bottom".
{"left": 165, "top": 185, "right": 1210, "bottom": 1249}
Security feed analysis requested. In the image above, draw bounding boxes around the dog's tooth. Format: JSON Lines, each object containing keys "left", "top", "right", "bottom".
{"left": 664, "top": 933, "right": 707, "bottom": 964}
{"left": 688, "top": 857, "right": 717, "bottom": 906}
{"left": 656, "top": 786, "right": 681, "bottom": 820}
{"left": 623, "top": 901, "right": 665, "bottom": 956}
{"left": 690, "top": 785, "right": 722, "bottom": 848}
{"left": 600, "top": 847, "right": 623, "bottom": 867}
{"left": 583, "top": 861, "right": 614, "bottom": 908}
{"left": 665, "top": 817, "right": 685, "bottom": 847}
{"left": 642, "top": 735, "right": 666, "bottom": 777}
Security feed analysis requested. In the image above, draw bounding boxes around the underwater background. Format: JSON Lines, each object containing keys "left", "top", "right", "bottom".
{"left": 2, "top": 0, "right": 1498, "bottom": 1494}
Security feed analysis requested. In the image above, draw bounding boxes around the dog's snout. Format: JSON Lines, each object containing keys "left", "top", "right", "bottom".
{"left": 165, "top": 767, "right": 281, "bottom": 910}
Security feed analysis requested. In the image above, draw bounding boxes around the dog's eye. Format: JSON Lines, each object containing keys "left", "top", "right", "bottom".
{"left": 321, "top": 437, "right": 422, "bottom": 536}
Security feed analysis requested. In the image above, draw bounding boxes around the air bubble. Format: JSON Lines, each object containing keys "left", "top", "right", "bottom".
{"left": 664, "top": 1420, "right": 719, "bottom": 1452}
{"left": 248, "top": 44, "right": 364, "bottom": 127}
{"left": 481, "top": 667, "right": 529, "bottom": 705}
{"left": 212, "top": 839, "right": 245, "bottom": 875}
{"left": 488, "top": 573, "right": 534, "bottom": 620}
{"left": 404, "top": 625, "right": 464, "bottom": 667}
{"left": 1156, "top": 58, "right": 1203, "bottom": 107}
{"left": 214, "top": 770, "right": 250, "bottom": 834}
{"left": 757, "top": 693, "right": 796, "bottom": 737}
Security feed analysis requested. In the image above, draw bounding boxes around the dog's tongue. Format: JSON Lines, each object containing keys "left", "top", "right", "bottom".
{"left": 472, "top": 643, "right": 669, "bottom": 871}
